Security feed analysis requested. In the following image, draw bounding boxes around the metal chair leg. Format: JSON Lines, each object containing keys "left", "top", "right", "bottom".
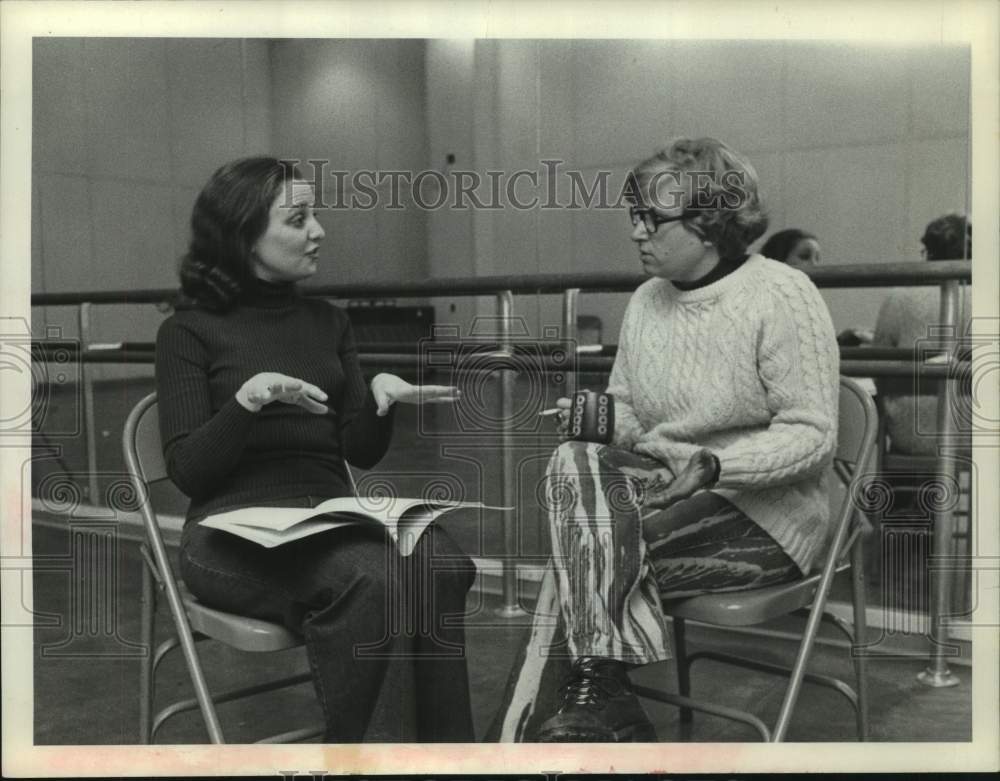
{"left": 850, "top": 540, "right": 870, "bottom": 741}
{"left": 772, "top": 565, "right": 844, "bottom": 741}
{"left": 672, "top": 617, "right": 693, "bottom": 737}
{"left": 175, "top": 628, "right": 225, "bottom": 743}
{"left": 770, "top": 615, "right": 819, "bottom": 741}
{"left": 138, "top": 557, "right": 155, "bottom": 744}
{"left": 136, "top": 500, "right": 226, "bottom": 743}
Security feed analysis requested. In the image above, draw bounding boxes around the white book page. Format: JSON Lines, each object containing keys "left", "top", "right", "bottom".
{"left": 201, "top": 505, "right": 325, "bottom": 532}
{"left": 316, "top": 496, "right": 437, "bottom": 525}
{"left": 392, "top": 503, "right": 510, "bottom": 555}
{"left": 199, "top": 516, "right": 361, "bottom": 547}
{"left": 392, "top": 507, "right": 446, "bottom": 556}
{"left": 200, "top": 497, "right": 460, "bottom": 533}
{"left": 199, "top": 499, "right": 511, "bottom": 550}
{"left": 318, "top": 497, "right": 509, "bottom": 525}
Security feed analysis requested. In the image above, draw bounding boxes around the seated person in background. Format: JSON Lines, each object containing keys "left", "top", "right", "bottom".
{"left": 762, "top": 229, "right": 869, "bottom": 345}
{"left": 873, "top": 212, "right": 972, "bottom": 456}
{"left": 760, "top": 227, "right": 821, "bottom": 268}
{"left": 761, "top": 228, "right": 874, "bottom": 345}
{"left": 492, "top": 138, "right": 840, "bottom": 742}
{"left": 156, "top": 156, "right": 476, "bottom": 742}
{"left": 835, "top": 327, "right": 875, "bottom": 347}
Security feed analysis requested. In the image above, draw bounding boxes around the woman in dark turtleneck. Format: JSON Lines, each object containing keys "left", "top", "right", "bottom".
{"left": 155, "top": 156, "right": 476, "bottom": 743}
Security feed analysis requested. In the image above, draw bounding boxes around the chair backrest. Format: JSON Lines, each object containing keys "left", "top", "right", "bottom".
{"left": 122, "top": 392, "right": 175, "bottom": 573}
{"left": 124, "top": 392, "right": 169, "bottom": 485}
{"left": 836, "top": 377, "right": 878, "bottom": 474}
{"left": 827, "top": 377, "right": 879, "bottom": 562}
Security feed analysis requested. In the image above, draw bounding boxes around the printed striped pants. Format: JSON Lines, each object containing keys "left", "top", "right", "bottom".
{"left": 489, "top": 440, "right": 800, "bottom": 741}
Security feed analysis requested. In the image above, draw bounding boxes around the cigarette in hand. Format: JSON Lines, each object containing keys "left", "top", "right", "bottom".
{"left": 538, "top": 408, "right": 561, "bottom": 417}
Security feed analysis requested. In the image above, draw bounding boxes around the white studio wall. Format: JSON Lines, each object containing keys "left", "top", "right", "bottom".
{"left": 32, "top": 38, "right": 273, "bottom": 379}
{"left": 31, "top": 38, "right": 971, "bottom": 363}
{"left": 268, "top": 39, "right": 429, "bottom": 288}
{"left": 424, "top": 39, "right": 971, "bottom": 340}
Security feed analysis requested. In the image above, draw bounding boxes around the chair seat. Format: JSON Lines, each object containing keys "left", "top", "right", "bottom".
{"left": 662, "top": 575, "right": 822, "bottom": 627}
{"left": 178, "top": 582, "right": 303, "bottom": 653}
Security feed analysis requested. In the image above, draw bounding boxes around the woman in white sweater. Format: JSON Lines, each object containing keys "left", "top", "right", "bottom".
{"left": 492, "top": 138, "right": 840, "bottom": 742}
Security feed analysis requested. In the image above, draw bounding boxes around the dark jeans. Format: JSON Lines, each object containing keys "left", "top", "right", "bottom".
{"left": 179, "top": 497, "right": 477, "bottom": 742}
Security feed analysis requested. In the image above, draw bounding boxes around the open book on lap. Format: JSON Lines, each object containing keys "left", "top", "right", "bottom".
{"left": 199, "top": 497, "right": 508, "bottom": 556}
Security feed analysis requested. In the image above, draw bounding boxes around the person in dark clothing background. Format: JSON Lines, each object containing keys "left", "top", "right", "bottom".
{"left": 156, "top": 156, "right": 476, "bottom": 743}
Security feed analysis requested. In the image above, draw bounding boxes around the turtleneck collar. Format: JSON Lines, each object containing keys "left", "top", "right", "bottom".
{"left": 241, "top": 277, "right": 300, "bottom": 309}
{"left": 657, "top": 254, "right": 766, "bottom": 304}
{"left": 671, "top": 253, "right": 749, "bottom": 292}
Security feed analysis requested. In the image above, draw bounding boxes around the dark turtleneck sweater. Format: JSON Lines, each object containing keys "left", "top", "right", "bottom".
{"left": 155, "top": 279, "right": 395, "bottom": 522}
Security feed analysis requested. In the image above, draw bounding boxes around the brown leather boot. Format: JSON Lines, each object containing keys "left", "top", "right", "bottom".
{"left": 535, "top": 656, "right": 657, "bottom": 742}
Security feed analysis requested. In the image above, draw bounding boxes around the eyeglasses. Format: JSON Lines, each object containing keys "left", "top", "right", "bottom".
{"left": 629, "top": 206, "right": 688, "bottom": 235}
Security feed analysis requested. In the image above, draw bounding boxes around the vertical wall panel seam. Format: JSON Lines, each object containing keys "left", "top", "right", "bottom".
{"left": 903, "top": 49, "right": 916, "bottom": 256}
{"left": 83, "top": 45, "right": 99, "bottom": 309}
{"left": 35, "top": 169, "right": 49, "bottom": 332}
{"left": 420, "top": 41, "right": 434, "bottom": 285}
{"left": 570, "top": 43, "right": 580, "bottom": 313}
{"left": 534, "top": 41, "right": 542, "bottom": 322}
{"left": 371, "top": 43, "right": 383, "bottom": 285}
{"left": 32, "top": 41, "right": 48, "bottom": 332}
{"left": 163, "top": 39, "right": 180, "bottom": 277}
{"left": 240, "top": 39, "right": 249, "bottom": 154}
{"left": 964, "top": 51, "right": 972, "bottom": 215}
{"left": 777, "top": 41, "right": 788, "bottom": 232}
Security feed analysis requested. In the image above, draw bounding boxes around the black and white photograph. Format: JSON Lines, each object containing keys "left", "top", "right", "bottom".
{"left": 2, "top": 0, "right": 998, "bottom": 776}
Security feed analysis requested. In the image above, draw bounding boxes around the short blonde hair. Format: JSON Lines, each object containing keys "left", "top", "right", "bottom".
{"left": 627, "top": 137, "right": 769, "bottom": 259}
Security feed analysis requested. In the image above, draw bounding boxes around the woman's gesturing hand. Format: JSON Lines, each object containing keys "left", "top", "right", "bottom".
{"left": 236, "top": 372, "right": 329, "bottom": 414}
{"left": 370, "top": 372, "right": 462, "bottom": 417}
{"left": 642, "top": 448, "right": 720, "bottom": 510}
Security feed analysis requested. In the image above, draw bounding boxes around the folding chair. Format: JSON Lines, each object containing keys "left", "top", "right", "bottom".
{"left": 632, "top": 376, "right": 878, "bottom": 742}
{"left": 123, "top": 392, "right": 325, "bottom": 744}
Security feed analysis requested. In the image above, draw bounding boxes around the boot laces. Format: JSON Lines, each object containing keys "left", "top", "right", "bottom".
{"left": 559, "top": 658, "right": 623, "bottom": 708}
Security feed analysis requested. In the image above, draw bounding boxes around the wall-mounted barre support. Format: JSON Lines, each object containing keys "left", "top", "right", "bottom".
{"left": 495, "top": 290, "right": 527, "bottom": 618}
{"left": 917, "top": 279, "right": 963, "bottom": 689}
{"left": 78, "top": 302, "right": 100, "bottom": 506}
{"left": 562, "top": 288, "right": 579, "bottom": 399}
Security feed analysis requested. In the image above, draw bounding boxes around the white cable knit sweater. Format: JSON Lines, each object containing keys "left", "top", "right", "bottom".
{"left": 610, "top": 254, "right": 841, "bottom": 574}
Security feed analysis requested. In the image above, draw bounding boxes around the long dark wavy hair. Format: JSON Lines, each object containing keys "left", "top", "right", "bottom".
{"left": 179, "top": 156, "right": 302, "bottom": 311}
{"left": 626, "top": 137, "right": 769, "bottom": 260}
